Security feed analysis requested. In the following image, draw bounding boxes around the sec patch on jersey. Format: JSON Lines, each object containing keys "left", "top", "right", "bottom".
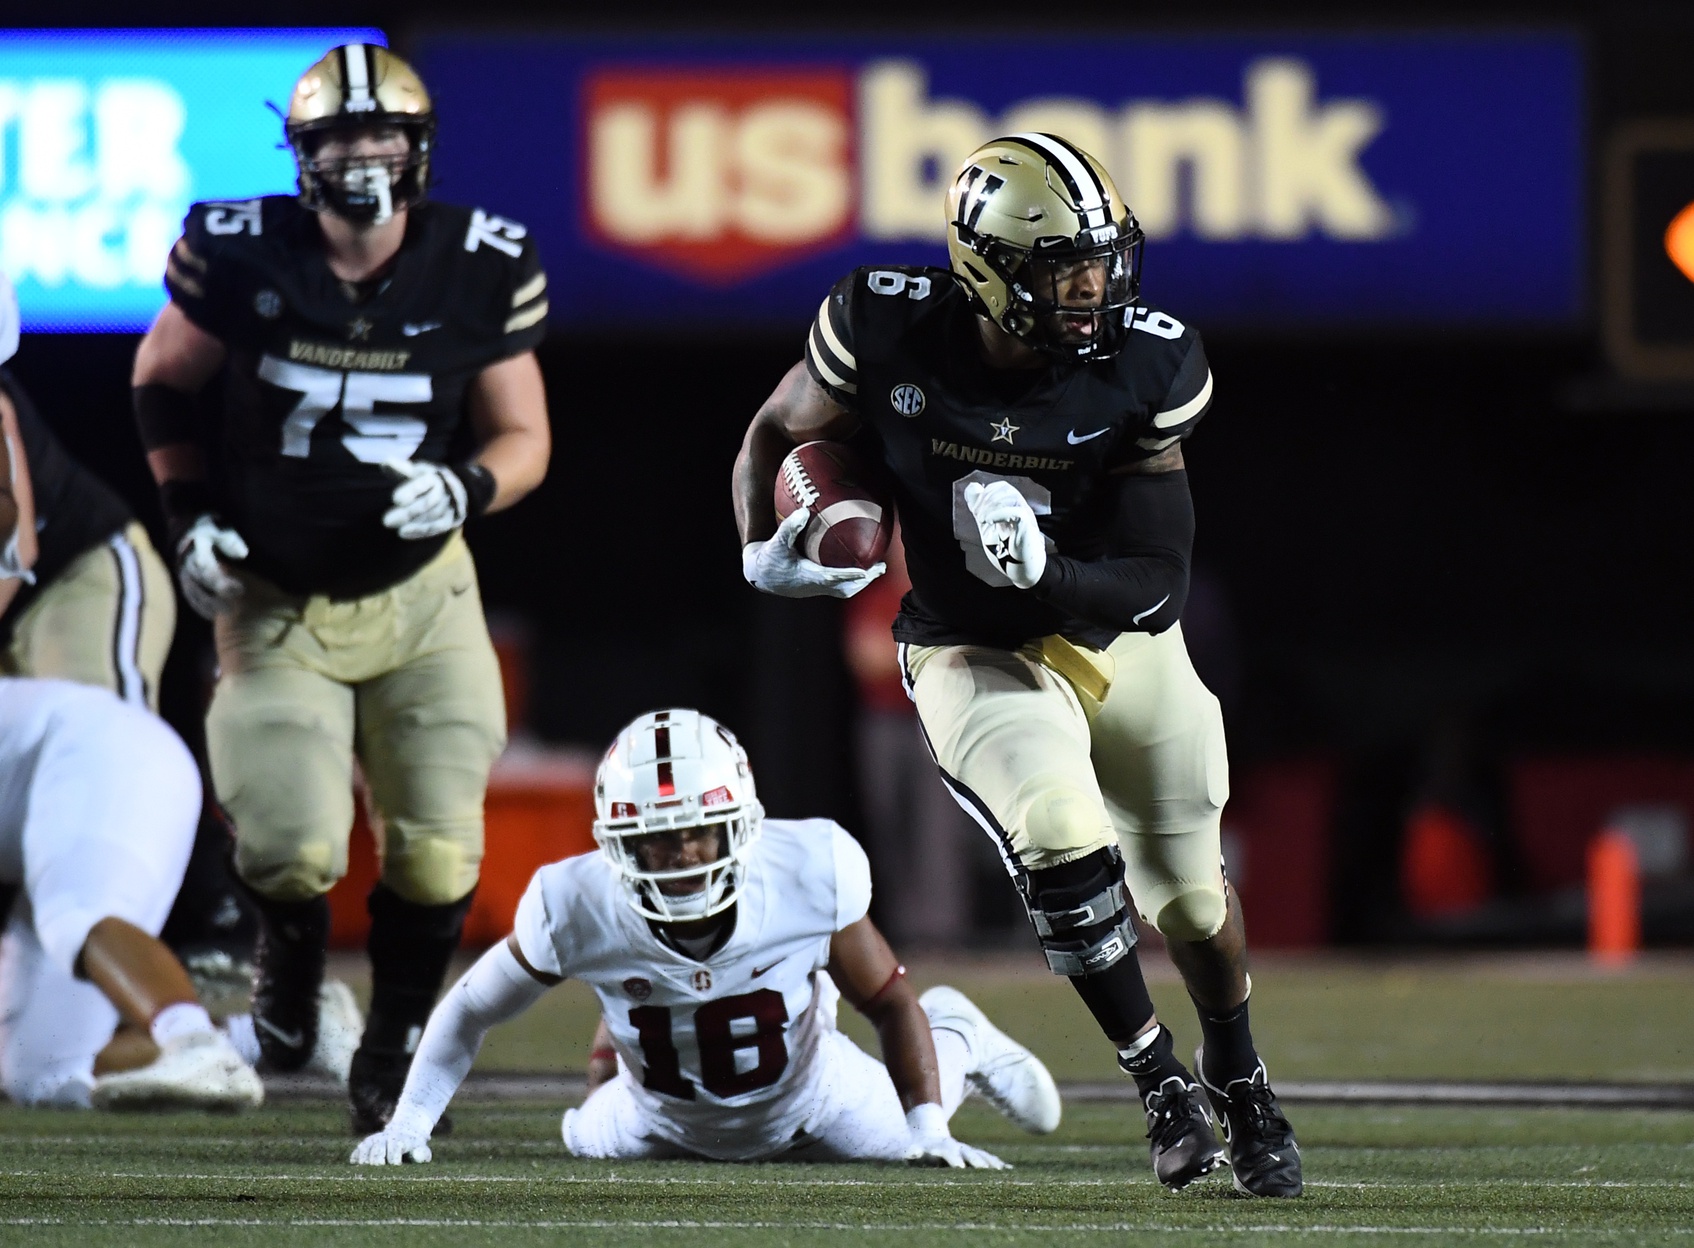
{"left": 774, "top": 441, "right": 893, "bottom": 570}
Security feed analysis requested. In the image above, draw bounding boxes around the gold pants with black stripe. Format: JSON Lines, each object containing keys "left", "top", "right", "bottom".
{"left": 207, "top": 532, "right": 506, "bottom": 907}
{"left": 0, "top": 521, "right": 174, "bottom": 710}
{"left": 902, "top": 624, "right": 1231, "bottom": 942}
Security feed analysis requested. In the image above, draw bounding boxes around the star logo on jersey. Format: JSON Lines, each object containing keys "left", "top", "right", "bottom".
{"left": 623, "top": 977, "right": 653, "bottom": 1002}
{"left": 346, "top": 317, "right": 374, "bottom": 341}
{"left": 692, "top": 969, "right": 713, "bottom": 993}
{"left": 989, "top": 417, "right": 1020, "bottom": 445}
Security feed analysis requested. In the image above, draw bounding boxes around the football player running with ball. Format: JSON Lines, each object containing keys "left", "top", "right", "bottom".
{"left": 352, "top": 710, "right": 1059, "bottom": 1167}
{"left": 130, "top": 44, "right": 551, "bottom": 1132}
{"left": 733, "top": 135, "right": 1300, "bottom": 1197}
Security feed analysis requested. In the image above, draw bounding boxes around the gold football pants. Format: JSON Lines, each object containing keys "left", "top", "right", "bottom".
{"left": 0, "top": 522, "right": 174, "bottom": 711}
{"left": 901, "top": 624, "right": 1230, "bottom": 942}
{"left": 207, "top": 532, "right": 506, "bottom": 906}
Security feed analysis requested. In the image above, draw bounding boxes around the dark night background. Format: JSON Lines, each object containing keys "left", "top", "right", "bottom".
{"left": 13, "top": 0, "right": 1694, "bottom": 945}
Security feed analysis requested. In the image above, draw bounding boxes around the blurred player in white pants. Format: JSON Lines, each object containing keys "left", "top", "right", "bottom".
{"left": 0, "top": 675, "right": 261, "bottom": 1110}
{"left": 353, "top": 709, "right": 1061, "bottom": 1166}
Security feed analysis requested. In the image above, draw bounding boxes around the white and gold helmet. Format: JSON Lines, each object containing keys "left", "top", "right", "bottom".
{"left": 592, "top": 709, "right": 764, "bottom": 924}
{"left": 285, "top": 43, "right": 435, "bottom": 224}
{"left": 946, "top": 133, "right": 1144, "bottom": 361}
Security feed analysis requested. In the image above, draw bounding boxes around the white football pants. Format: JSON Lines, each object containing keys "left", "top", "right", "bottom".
{"left": 562, "top": 1026, "right": 971, "bottom": 1162}
{"left": 0, "top": 687, "right": 199, "bottom": 1106}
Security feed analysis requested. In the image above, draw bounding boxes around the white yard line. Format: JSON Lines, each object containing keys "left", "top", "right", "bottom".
{"left": 0, "top": 1217, "right": 1689, "bottom": 1234}
{"left": 2, "top": 1169, "right": 1690, "bottom": 1189}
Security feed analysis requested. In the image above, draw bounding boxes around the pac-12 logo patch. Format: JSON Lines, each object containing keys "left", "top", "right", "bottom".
{"left": 890, "top": 383, "right": 925, "bottom": 416}
{"left": 692, "top": 969, "right": 713, "bottom": 993}
{"left": 623, "top": 977, "right": 653, "bottom": 1001}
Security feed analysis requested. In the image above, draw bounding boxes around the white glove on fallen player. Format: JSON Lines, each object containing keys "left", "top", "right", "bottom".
{"left": 963, "top": 481, "right": 1047, "bottom": 590}
{"left": 903, "top": 1103, "right": 1009, "bottom": 1170}
{"left": 741, "top": 506, "right": 885, "bottom": 600}
{"left": 176, "top": 514, "right": 249, "bottom": 620}
{"left": 382, "top": 458, "right": 469, "bottom": 540}
{"left": 350, "top": 1107, "right": 433, "bottom": 1165}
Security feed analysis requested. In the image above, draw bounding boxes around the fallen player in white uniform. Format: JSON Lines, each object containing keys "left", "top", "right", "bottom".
{"left": 353, "top": 708, "right": 1060, "bottom": 1166}
{"left": 0, "top": 676, "right": 262, "bottom": 1109}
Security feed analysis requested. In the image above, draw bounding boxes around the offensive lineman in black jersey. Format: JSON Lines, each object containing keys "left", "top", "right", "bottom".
{"left": 733, "top": 134, "right": 1299, "bottom": 1197}
{"left": 130, "top": 44, "right": 551, "bottom": 1133}
{"left": 0, "top": 276, "right": 173, "bottom": 706}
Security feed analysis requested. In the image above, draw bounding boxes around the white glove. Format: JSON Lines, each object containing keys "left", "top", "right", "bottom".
{"left": 741, "top": 506, "right": 885, "bottom": 600}
{"left": 903, "top": 1102, "right": 1009, "bottom": 1169}
{"left": 964, "top": 481, "right": 1047, "bottom": 590}
{"left": 176, "top": 514, "right": 249, "bottom": 620}
{"left": 349, "top": 1108, "right": 433, "bottom": 1165}
{"left": 382, "top": 459, "right": 469, "bottom": 540}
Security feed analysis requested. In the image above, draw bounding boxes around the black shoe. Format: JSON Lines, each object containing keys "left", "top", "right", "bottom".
{"left": 1196, "top": 1048, "right": 1303, "bottom": 1198}
{"left": 348, "top": 1048, "right": 452, "bottom": 1137}
{"left": 1141, "top": 1074, "right": 1227, "bottom": 1191}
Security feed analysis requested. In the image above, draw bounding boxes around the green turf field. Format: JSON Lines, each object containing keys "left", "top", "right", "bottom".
{"left": 1, "top": 1103, "right": 1689, "bottom": 1245}
{"left": 2, "top": 955, "right": 1690, "bottom": 1245}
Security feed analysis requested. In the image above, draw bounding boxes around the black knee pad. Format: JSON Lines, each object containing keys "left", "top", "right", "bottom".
{"left": 1021, "top": 846, "right": 1139, "bottom": 977}
{"left": 362, "top": 883, "right": 476, "bottom": 1055}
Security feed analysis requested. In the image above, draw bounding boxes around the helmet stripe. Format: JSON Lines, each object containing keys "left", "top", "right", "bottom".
{"left": 342, "top": 42, "right": 372, "bottom": 104}
{"left": 1003, "top": 132, "right": 1110, "bottom": 229}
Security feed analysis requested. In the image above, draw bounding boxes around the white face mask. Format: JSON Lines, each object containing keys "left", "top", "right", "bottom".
{"left": 342, "top": 163, "right": 395, "bottom": 224}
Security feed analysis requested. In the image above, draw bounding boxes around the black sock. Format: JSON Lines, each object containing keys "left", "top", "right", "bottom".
{"left": 361, "top": 883, "right": 475, "bottom": 1057}
{"left": 1194, "top": 995, "right": 1258, "bottom": 1086}
{"left": 1116, "top": 1024, "right": 1193, "bottom": 1100}
{"left": 243, "top": 891, "right": 329, "bottom": 1071}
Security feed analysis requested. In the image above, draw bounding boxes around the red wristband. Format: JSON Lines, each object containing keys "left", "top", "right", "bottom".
{"left": 863, "top": 964, "right": 907, "bottom": 1009}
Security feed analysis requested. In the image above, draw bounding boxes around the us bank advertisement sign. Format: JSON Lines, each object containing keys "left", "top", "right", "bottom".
{"left": 416, "top": 32, "right": 1583, "bottom": 331}
{"left": 0, "top": 29, "right": 382, "bottom": 332}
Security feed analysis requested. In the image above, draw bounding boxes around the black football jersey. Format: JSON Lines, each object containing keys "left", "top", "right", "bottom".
{"left": 165, "top": 195, "right": 548, "bottom": 598}
{"left": 805, "top": 266, "right": 1212, "bottom": 649}
{"left": 0, "top": 370, "right": 133, "bottom": 642}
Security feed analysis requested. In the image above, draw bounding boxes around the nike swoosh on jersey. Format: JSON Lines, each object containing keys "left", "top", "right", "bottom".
{"left": 751, "top": 961, "right": 782, "bottom": 978}
{"left": 1066, "top": 427, "right": 1110, "bottom": 444}
{"left": 1132, "top": 593, "right": 1171, "bottom": 625}
{"left": 402, "top": 321, "right": 442, "bottom": 336}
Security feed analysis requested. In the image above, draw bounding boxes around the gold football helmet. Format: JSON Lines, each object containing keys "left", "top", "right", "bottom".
{"left": 285, "top": 43, "right": 435, "bottom": 224}
{"left": 946, "top": 134, "right": 1144, "bottom": 360}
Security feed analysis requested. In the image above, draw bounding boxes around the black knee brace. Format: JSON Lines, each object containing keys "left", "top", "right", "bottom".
{"left": 1022, "top": 846, "right": 1139, "bottom": 977}
{"left": 361, "top": 883, "right": 476, "bottom": 1056}
{"left": 1024, "top": 847, "right": 1156, "bottom": 1045}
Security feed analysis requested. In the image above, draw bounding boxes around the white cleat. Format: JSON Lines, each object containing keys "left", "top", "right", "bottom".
{"left": 921, "top": 984, "right": 1062, "bottom": 1134}
{"left": 308, "top": 980, "right": 362, "bottom": 1086}
{"left": 91, "top": 1030, "right": 264, "bottom": 1112}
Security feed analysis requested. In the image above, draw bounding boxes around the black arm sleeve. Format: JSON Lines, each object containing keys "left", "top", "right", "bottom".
{"left": 1029, "top": 469, "right": 1193, "bottom": 636}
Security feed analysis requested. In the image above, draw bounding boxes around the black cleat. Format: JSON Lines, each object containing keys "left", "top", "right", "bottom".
{"left": 1141, "top": 1074, "right": 1227, "bottom": 1191}
{"left": 348, "top": 1049, "right": 452, "bottom": 1138}
{"left": 1196, "top": 1048, "right": 1303, "bottom": 1198}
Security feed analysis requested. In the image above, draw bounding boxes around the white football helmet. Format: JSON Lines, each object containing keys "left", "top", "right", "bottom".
{"left": 593, "top": 709, "right": 764, "bottom": 924}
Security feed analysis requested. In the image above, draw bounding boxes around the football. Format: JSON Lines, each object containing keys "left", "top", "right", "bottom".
{"left": 773, "top": 441, "right": 894, "bottom": 570}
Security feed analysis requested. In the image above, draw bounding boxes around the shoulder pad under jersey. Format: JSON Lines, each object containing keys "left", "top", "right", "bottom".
{"left": 804, "top": 265, "right": 958, "bottom": 409}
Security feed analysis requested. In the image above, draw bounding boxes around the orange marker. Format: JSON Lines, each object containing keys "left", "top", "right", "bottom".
{"left": 1666, "top": 201, "right": 1694, "bottom": 285}
{"left": 1587, "top": 828, "right": 1640, "bottom": 966}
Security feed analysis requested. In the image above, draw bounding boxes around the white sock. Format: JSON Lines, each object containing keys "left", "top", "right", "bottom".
{"left": 150, "top": 1002, "right": 215, "bottom": 1048}
{"left": 224, "top": 1013, "right": 262, "bottom": 1065}
{"left": 930, "top": 1026, "right": 972, "bottom": 1118}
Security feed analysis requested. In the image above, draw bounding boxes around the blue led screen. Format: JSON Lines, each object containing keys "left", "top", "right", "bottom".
{"left": 414, "top": 31, "right": 1585, "bottom": 330}
{"left": 0, "top": 28, "right": 383, "bottom": 331}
